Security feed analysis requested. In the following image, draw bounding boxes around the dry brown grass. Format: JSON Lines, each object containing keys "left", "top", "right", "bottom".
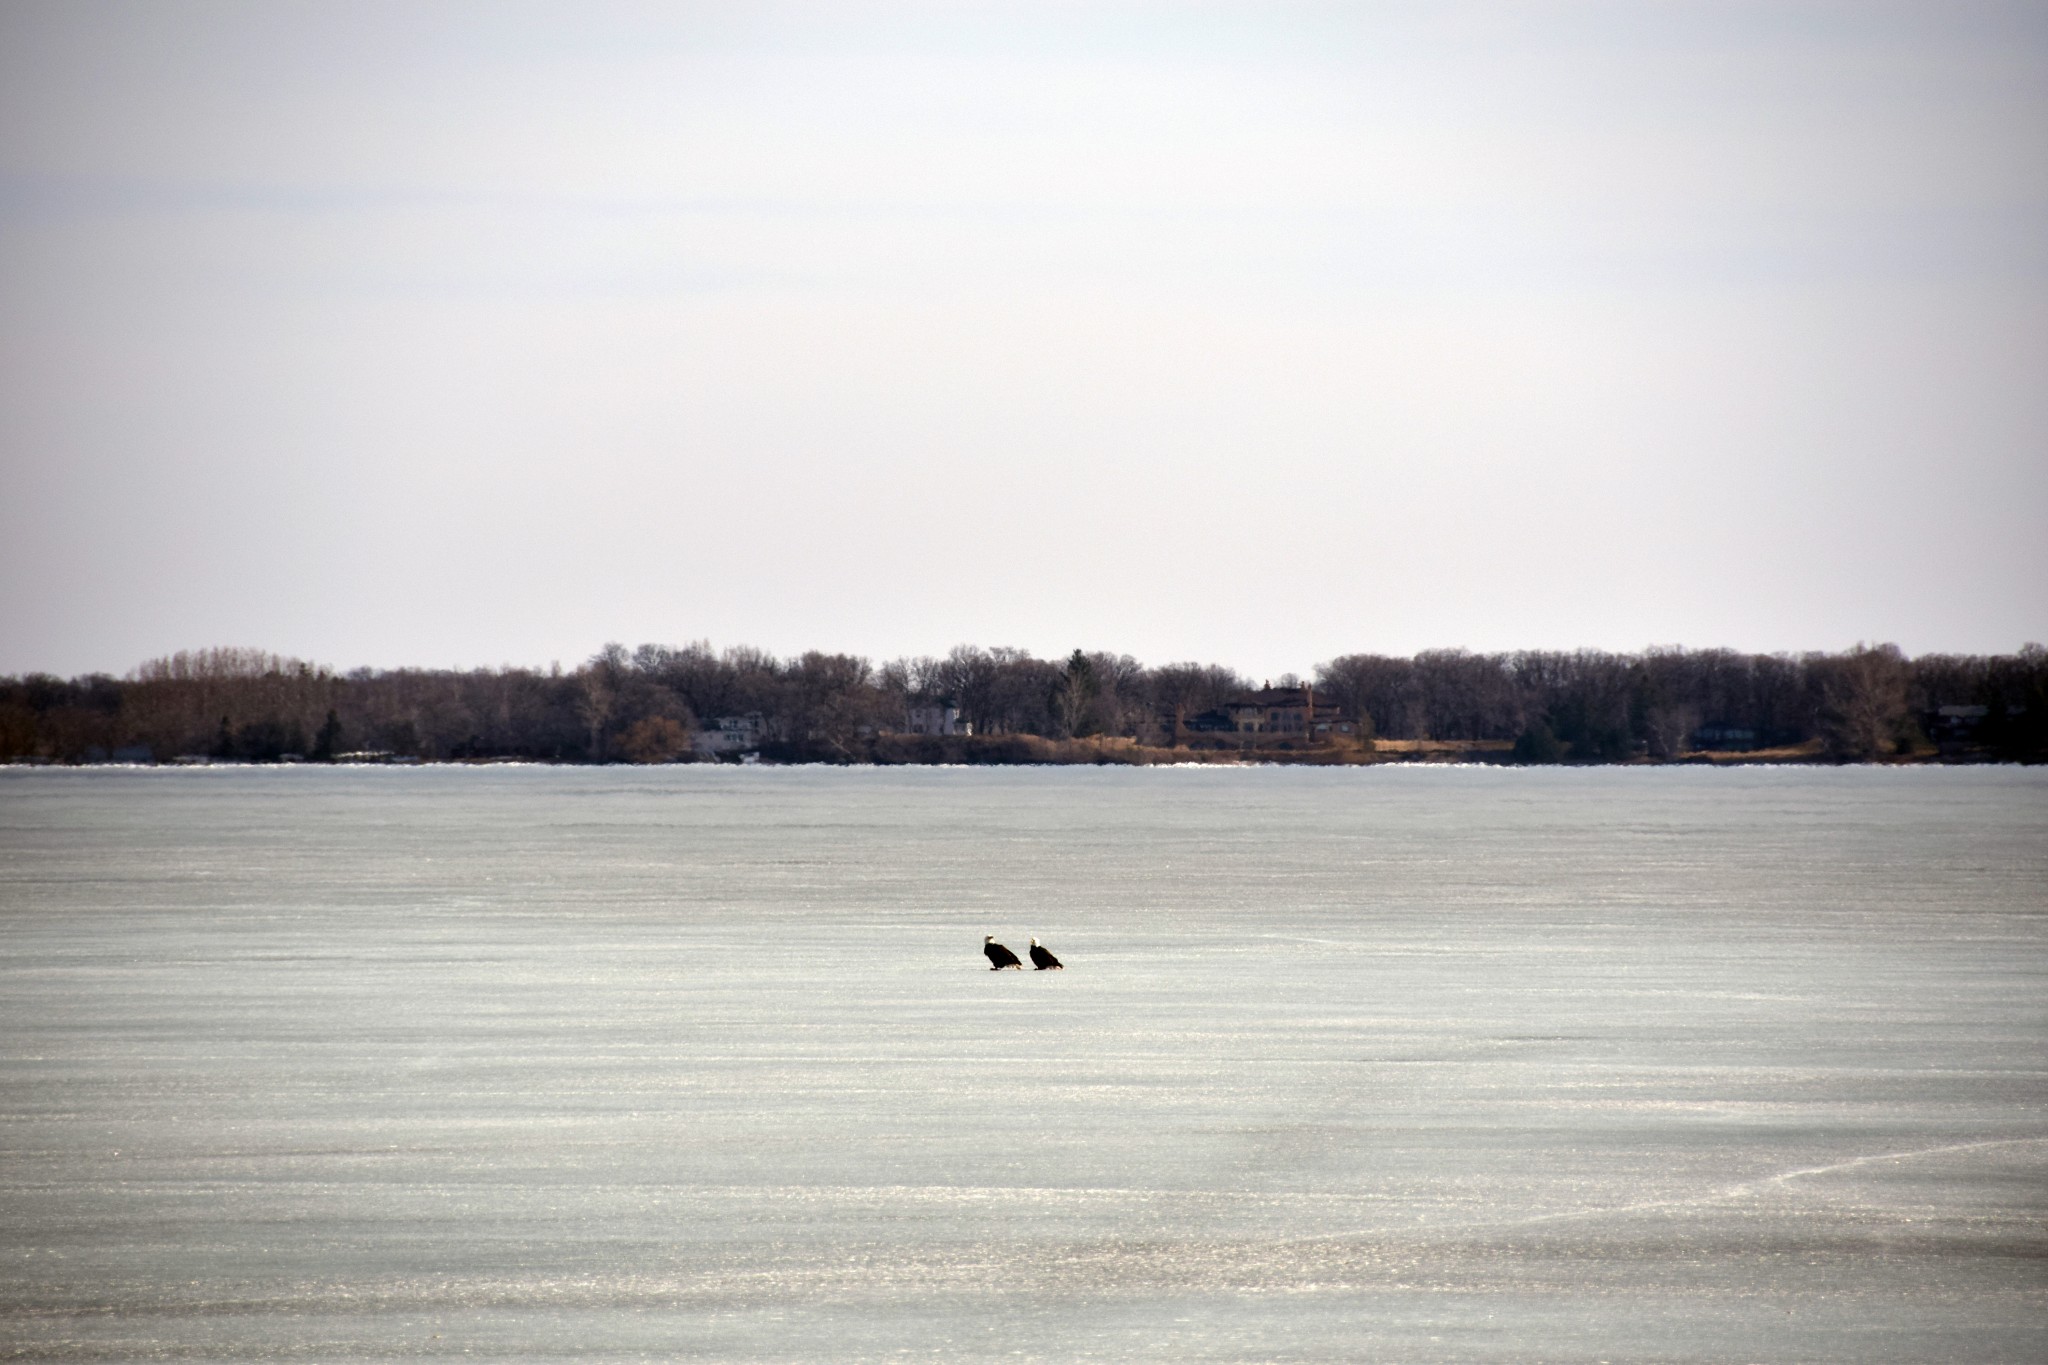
{"left": 1365, "top": 739, "right": 1514, "bottom": 760}
{"left": 1679, "top": 739, "right": 1827, "bottom": 763}
{"left": 868, "top": 734, "right": 1378, "bottom": 766}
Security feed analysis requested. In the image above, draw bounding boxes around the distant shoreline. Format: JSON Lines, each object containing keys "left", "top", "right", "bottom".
{"left": 6, "top": 737, "right": 2019, "bottom": 770}
{"left": 6, "top": 642, "right": 2042, "bottom": 767}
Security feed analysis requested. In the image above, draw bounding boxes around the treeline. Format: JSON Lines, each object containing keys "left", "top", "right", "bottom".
{"left": 1317, "top": 645, "right": 2045, "bottom": 762}
{"left": 1, "top": 642, "right": 2043, "bottom": 765}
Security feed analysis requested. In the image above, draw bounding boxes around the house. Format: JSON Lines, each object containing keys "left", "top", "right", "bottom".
{"left": 1922, "top": 704, "right": 1991, "bottom": 752}
{"left": 904, "top": 701, "right": 971, "bottom": 737}
{"left": 1181, "top": 708, "right": 1238, "bottom": 734}
{"left": 1179, "top": 684, "right": 1362, "bottom": 743}
{"left": 694, "top": 712, "right": 770, "bottom": 758}
{"left": 1926, "top": 704, "right": 1989, "bottom": 738}
{"left": 1691, "top": 724, "right": 1759, "bottom": 751}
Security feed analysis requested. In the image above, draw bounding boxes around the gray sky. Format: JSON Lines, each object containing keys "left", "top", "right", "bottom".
{"left": 2, "top": 0, "right": 2043, "bottom": 679}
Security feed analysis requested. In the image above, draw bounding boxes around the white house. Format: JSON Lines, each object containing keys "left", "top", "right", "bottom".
{"left": 694, "top": 712, "right": 770, "bottom": 757}
{"left": 905, "top": 702, "right": 970, "bottom": 737}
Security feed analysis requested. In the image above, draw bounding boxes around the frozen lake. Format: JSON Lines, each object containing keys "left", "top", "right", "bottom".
{"left": 2, "top": 764, "right": 2044, "bottom": 1362}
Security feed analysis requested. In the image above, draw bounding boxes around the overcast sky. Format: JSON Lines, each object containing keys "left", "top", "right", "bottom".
{"left": 2, "top": 1, "right": 2043, "bottom": 679}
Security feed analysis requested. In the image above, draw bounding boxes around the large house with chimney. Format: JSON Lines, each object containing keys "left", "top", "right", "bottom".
{"left": 1175, "top": 684, "right": 1363, "bottom": 744}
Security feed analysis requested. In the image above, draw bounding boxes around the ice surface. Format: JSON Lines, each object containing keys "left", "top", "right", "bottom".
{"left": 1, "top": 765, "right": 2044, "bottom": 1361}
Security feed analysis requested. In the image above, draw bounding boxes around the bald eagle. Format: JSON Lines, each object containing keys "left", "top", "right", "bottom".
{"left": 984, "top": 935, "right": 1023, "bottom": 970}
{"left": 1028, "top": 938, "right": 1064, "bottom": 970}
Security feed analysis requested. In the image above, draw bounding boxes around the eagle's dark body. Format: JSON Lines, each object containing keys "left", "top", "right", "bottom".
{"left": 1028, "top": 939, "right": 1063, "bottom": 970}
{"left": 984, "top": 936, "right": 1023, "bottom": 970}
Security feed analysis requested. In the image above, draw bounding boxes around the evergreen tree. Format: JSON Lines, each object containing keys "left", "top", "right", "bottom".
{"left": 312, "top": 709, "right": 343, "bottom": 762}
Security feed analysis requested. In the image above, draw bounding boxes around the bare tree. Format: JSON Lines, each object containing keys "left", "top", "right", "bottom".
{"left": 1314, "top": 655, "right": 1414, "bottom": 738}
{"left": 1812, "top": 643, "right": 1911, "bottom": 760}
{"left": 577, "top": 644, "right": 627, "bottom": 761}
{"left": 1050, "top": 651, "right": 1099, "bottom": 739}
{"left": 619, "top": 716, "right": 690, "bottom": 763}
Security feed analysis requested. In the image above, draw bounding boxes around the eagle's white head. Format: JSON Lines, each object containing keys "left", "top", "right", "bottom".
{"left": 1030, "top": 938, "right": 1041, "bottom": 946}
{"left": 985, "top": 935, "right": 995, "bottom": 942}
